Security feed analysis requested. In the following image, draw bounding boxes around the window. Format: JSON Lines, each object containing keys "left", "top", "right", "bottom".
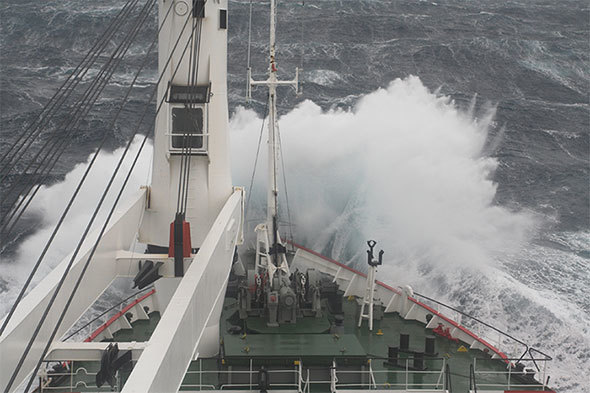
{"left": 219, "top": 9, "right": 227, "bottom": 29}
{"left": 171, "top": 107, "right": 204, "bottom": 150}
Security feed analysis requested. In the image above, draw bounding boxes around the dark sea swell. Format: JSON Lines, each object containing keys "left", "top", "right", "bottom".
{"left": 0, "top": 0, "right": 588, "bottom": 391}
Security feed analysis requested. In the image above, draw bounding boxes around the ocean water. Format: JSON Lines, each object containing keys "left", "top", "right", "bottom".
{"left": 0, "top": 0, "right": 588, "bottom": 391}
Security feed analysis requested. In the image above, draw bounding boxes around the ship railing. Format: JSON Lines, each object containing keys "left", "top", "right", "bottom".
{"left": 413, "top": 292, "right": 552, "bottom": 367}
{"left": 331, "top": 357, "right": 449, "bottom": 391}
{"left": 469, "top": 357, "right": 551, "bottom": 392}
{"left": 181, "top": 356, "right": 451, "bottom": 392}
{"left": 37, "top": 361, "right": 120, "bottom": 392}
{"left": 180, "top": 358, "right": 302, "bottom": 391}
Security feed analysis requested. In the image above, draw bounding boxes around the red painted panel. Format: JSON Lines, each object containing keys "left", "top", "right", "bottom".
{"left": 168, "top": 221, "right": 192, "bottom": 257}
{"left": 85, "top": 289, "right": 156, "bottom": 342}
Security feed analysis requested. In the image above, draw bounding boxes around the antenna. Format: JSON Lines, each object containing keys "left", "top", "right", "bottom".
{"left": 248, "top": 0, "right": 299, "bottom": 268}
{"left": 359, "top": 240, "right": 384, "bottom": 331}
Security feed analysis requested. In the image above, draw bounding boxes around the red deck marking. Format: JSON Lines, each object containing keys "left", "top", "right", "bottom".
{"left": 289, "top": 241, "right": 509, "bottom": 362}
{"left": 85, "top": 289, "right": 156, "bottom": 342}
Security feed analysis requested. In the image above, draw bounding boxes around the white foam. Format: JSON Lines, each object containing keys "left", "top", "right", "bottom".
{"left": 229, "top": 76, "right": 588, "bottom": 391}
{"left": 0, "top": 137, "right": 152, "bottom": 317}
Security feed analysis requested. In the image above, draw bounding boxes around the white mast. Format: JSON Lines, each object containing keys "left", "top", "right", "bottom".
{"left": 249, "top": 0, "right": 298, "bottom": 267}
{"left": 267, "top": 0, "right": 279, "bottom": 247}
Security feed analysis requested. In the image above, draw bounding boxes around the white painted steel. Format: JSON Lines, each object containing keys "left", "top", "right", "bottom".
{"left": 140, "top": 0, "right": 233, "bottom": 248}
{"left": 45, "top": 341, "right": 147, "bottom": 361}
{"left": 0, "top": 188, "right": 146, "bottom": 392}
{"left": 121, "top": 188, "right": 243, "bottom": 393}
{"left": 358, "top": 264, "right": 377, "bottom": 330}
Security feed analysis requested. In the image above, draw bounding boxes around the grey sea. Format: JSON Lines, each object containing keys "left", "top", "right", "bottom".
{"left": 1, "top": 0, "right": 588, "bottom": 391}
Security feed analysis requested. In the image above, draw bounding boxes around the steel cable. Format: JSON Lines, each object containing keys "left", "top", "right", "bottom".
{"left": 3, "top": 0, "right": 160, "bottom": 385}
{"left": 0, "top": 1, "right": 147, "bottom": 228}
{"left": 177, "top": 14, "right": 204, "bottom": 215}
{"left": 5, "top": 1, "right": 204, "bottom": 390}
{"left": 0, "top": 0, "right": 173, "bottom": 338}
{"left": 0, "top": 0, "right": 140, "bottom": 177}
{"left": 0, "top": 4, "right": 145, "bottom": 227}
{"left": 22, "top": 4, "right": 207, "bottom": 390}
{"left": 0, "top": 0, "right": 153, "bottom": 234}
{"left": 245, "top": 99, "right": 269, "bottom": 217}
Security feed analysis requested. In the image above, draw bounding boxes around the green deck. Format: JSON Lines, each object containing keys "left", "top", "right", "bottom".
{"left": 47, "top": 282, "right": 548, "bottom": 392}
{"left": 224, "top": 333, "right": 367, "bottom": 359}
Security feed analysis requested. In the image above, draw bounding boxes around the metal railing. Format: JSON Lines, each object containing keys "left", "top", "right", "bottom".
{"left": 180, "top": 357, "right": 451, "bottom": 392}
{"left": 331, "top": 358, "right": 449, "bottom": 391}
{"left": 179, "top": 358, "right": 302, "bottom": 391}
{"left": 470, "top": 357, "right": 551, "bottom": 392}
{"left": 38, "top": 361, "right": 120, "bottom": 392}
{"left": 413, "top": 292, "right": 553, "bottom": 368}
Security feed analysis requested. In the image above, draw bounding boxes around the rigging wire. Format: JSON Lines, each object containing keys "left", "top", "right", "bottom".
{"left": 0, "top": 0, "right": 174, "bottom": 339}
{"left": 182, "top": 12, "right": 205, "bottom": 213}
{"left": 175, "top": 18, "right": 195, "bottom": 214}
{"left": 245, "top": 0, "right": 253, "bottom": 97}
{"left": 0, "top": 11, "right": 145, "bottom": 231}
{"left": 9, "top": 2, "right": 207, "bottom": 390}
{"left": 63, "top": 286, "right": 154, "bottom": 342}
{"left": 0, "top": 20, "right": 142, "bottom": 230}
{"left": 277, "top": 124, "right": 294, "bottom": 247}
{"left": 0, "top": 0, "right": 151, "bottom": 235}
{"left": 22, "top": 7, "right": 206, "bottom": 389}
{"left": 176, "top": 11, "right": 204, "bottom": 215}
{"left": 0, "top": 0, "right": 140, "bottom": 178}
{"left": 247, "top": 0, "right": 253, "bottom": 69}
{"left": 244, "top": 98, "right": 269, "bottom": 218}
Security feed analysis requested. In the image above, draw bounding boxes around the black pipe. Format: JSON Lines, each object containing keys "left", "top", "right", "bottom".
{"left": 174, "top": 213, "right": 185, "bottom": 277}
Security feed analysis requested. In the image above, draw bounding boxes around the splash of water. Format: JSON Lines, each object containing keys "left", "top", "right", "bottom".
{"left": 0, "top": 137, "right": 152, "bottom": 317}
{"left": 230, "top": 76, "right": 588, "bottom": 391}
{"left": 1, "top": 77, "right": 586, "bottom": 391}
{"left": 231, "top": 76, "right": 536, "bottom": 267}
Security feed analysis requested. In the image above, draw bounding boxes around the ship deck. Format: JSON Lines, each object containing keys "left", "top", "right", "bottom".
{"left": 40, "top": 294, "right": 549, "bottom": 393}
{"left": 38, "top": 249, "right": 551, "bottom": 393}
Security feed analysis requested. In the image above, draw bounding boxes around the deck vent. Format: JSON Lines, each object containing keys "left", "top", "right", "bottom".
{"left": 387, "top": 346, "right": 399, "bottom": 366}
{"left": 399, "top": 333, "right": 410, "bottom": 351}
{"left": 413, "top": 352, "right": 425, "bottom": 370}
{"left": 425, "top": 336, "right": 436, "bottom": 356}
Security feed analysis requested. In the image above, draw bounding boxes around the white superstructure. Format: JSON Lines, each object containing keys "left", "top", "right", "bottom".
{"left": 0, "top": 1, "right": 243, "bottom": 392}
{"left": 140, "top": 0, "right": 233, "bottom": 247}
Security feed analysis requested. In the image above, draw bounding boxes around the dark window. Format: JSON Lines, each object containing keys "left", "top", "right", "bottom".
{"left": 168, "top": 84, "right": 210, "bottom": 104}
{"left": 171, "top": 107, "right": 204, "bottom": 149}
{"left": 219, "top": 9, "right": 227, "bottom": 29}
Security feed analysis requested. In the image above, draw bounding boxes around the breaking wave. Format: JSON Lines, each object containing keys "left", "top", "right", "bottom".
{"left": 1, "top": 77, "right": 586, "bottom": 391}
{"left": 0, "top": 138, "right": 152, "bottom": 317}
{"left": 230, "top": 76, "right": 589, "bottom": 391}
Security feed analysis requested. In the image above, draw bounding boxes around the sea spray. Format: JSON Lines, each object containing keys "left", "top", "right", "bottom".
{"left": 1, "top": 77, "right": 586, "bottom": 390}
{"left": 229, "top": 76, "right": 588, "bottom": 390}
{"left": 231, "top": 76, "right": 536, "bottom": 269}
{"left": 0, "top": 137, "right": 152, "bottom": 317}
